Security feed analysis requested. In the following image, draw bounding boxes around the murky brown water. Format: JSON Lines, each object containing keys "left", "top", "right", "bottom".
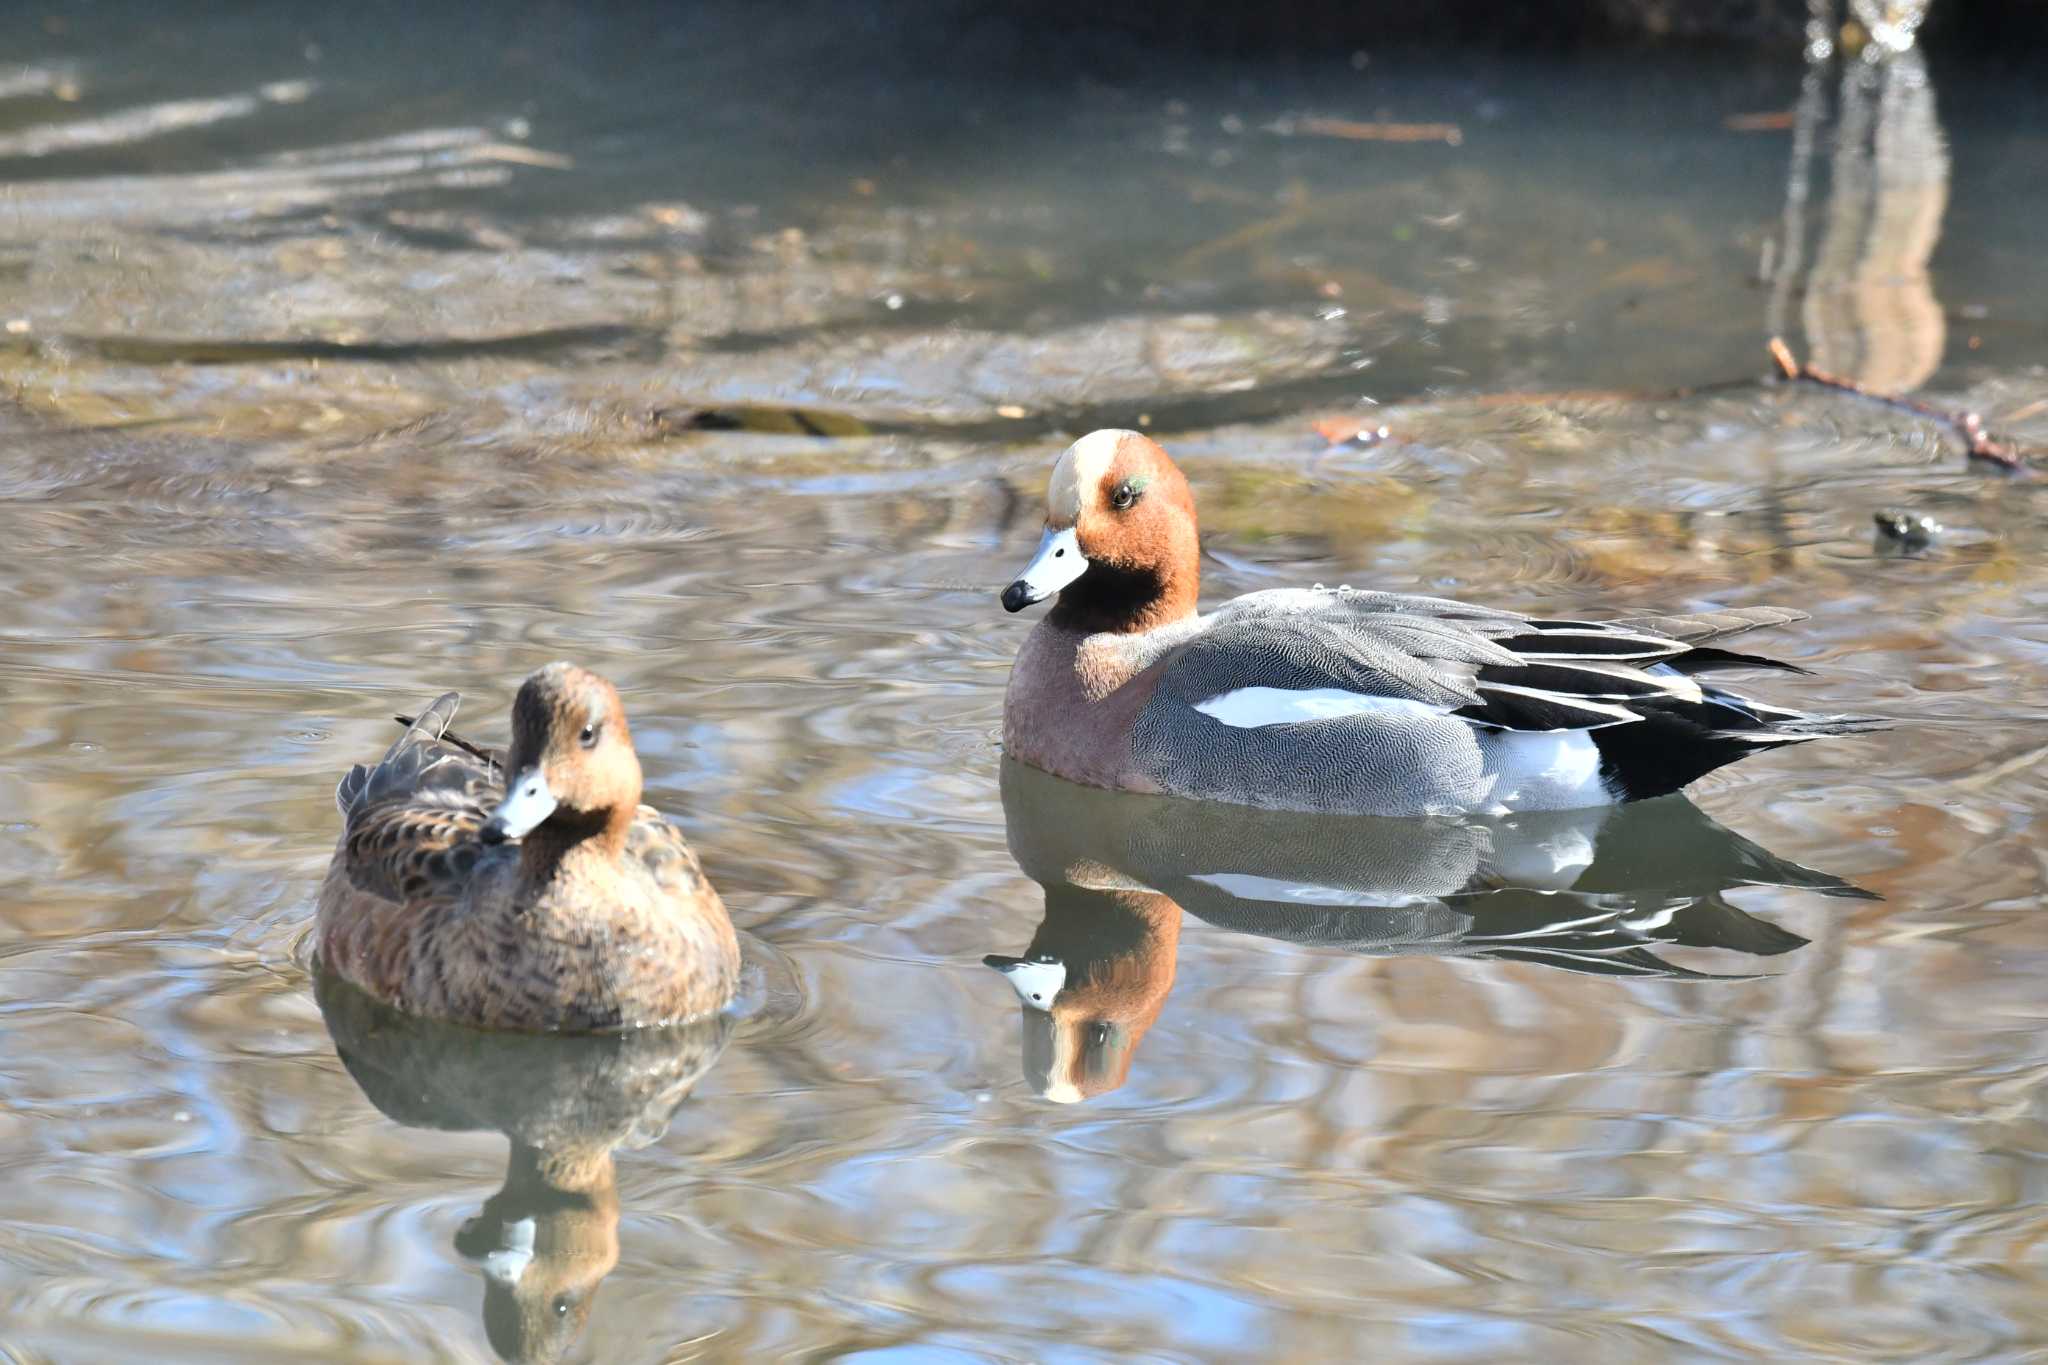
{"left": 4, "top": 6, "right": 2048, "bottom": 1362}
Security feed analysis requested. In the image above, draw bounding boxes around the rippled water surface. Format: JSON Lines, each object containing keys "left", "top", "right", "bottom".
{"left": 4, "top": 5, "right": 2048, "bottom": 1362}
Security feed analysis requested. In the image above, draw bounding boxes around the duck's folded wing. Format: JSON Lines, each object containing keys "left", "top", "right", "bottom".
{"left": 1177, "top": 589, "right": 1803, "bottom": 734}
{"left": 334, "top": 691, "right": 500, "bottom": 902}
{"left": 1157, "top": 593, "right": 1513, "bottom": 717}
{"left": 1610, "top": 604, "right": 1810, "bottom": 644}
{"left": 338, "top": 692, "right": 461, "bottom": 816}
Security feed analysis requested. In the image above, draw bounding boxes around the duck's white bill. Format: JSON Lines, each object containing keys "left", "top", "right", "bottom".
{"left": 1001, "top": 526, "right": 1088, "bottom": 611}
{"left": 479, "top": 1217, "right": 537, "bottom": 1285}
{"left": 983, "top": 954, "right": 1067, "bottom": 1010}
{"left": 483, "top": 767, "right": 557, "bottom": 842}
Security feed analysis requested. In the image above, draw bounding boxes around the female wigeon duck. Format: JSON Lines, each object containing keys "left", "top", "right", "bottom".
{"left": 316, "top": 662, "right": 740, "bottom": 1031}
{"left": 1000, "top": 429, "right": 1880, "bottom": 816}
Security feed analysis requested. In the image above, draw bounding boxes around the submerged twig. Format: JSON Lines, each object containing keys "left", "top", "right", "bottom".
{"left": 1276, "top": 117, "right": 1464, "bottom": 146}
{"left": 1725, "top": 110, "right": 1798, "bottom": 132}
{"left": 1767, "top": 335, "right": 2028, "bottom": 473}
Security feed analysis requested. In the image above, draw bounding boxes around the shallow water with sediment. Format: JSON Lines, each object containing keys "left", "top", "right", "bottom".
{"left": 3, "top": 7, "right": 2047, "bottom": 1360}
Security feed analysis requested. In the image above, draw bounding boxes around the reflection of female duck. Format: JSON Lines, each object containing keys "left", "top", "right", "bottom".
{"left": 986, "top": 758, "right": 1871, "bottom": 1099}
{"left": 452, "top": 1142, "right": 619, "bottom": 1361}
{"left": 316, "top": 970, "right": 731, "bottom": 1363}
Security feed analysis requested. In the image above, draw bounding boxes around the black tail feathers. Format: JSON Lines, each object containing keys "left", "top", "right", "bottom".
{"left": 1592, "top": 694, "right": 1887, "bottom": 802}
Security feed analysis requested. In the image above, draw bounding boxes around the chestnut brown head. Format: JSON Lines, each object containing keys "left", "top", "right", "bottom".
{"left": 984, "top": 880, "right": 1182, "bottom": 1104}
{"left": 480, "top": 663, "right": 642, "bottom": 846}
{"left": 1000, "top": 430, "right": 1200, "bottom": 631}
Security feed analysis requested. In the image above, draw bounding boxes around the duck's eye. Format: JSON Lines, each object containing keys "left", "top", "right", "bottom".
{"left": 1088, "top": 1021, "right": 1111, "bottom": 1047}
{"left": 552, "top": 1292, "right": 573, "bottom": 1318}
{"left": 1110, "top": 481, "right": 1142, "bottom": 511}
{"left": 578, "top": 723, "right": 599, "bottom": 749}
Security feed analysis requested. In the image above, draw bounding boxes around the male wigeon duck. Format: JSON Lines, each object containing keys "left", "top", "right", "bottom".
{"left": 315, "top": 662, "right": 740, "bottom": 1031}
{"left": 1000, "top": 429, "right": 1880, "bottom": 816}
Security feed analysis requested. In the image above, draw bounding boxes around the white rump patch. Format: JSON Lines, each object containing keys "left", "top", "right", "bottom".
{"left": 1481, "top": 730, "right": 1613, "bottom": 811}
{"left": 1193, "top": 686, "right": 1445, "bottom": 729}
{"left": 1486, "top": 826, "right": 1598, "bottom": 886}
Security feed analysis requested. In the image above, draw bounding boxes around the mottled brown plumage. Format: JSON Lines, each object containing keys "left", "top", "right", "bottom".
{"left": 315, "top": 663, "right": 740, "bottom": 1031}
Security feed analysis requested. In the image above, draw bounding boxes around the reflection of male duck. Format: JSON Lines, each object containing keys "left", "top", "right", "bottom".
{"left": 985, "top": 876, "right": 1181, "bottom": 1105}
{"left": 986, "top": 759, "right": 1872, "bottom": 1101}
{"left": 316, "top": 971, "right": 731, "bottom": 1363}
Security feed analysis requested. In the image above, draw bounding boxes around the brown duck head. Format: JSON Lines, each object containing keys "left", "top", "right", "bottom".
{"left": 481, "top": 662, "right": 643, "bottom": 864}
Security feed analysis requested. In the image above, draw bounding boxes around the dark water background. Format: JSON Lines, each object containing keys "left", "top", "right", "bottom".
{"left": 3, "top": 3, "right": 2046, "bottom": 1360}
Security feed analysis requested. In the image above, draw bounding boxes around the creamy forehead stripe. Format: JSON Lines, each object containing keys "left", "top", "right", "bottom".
{"left": 1046, "top": 428, "right": 1133, "bottom": 524}
{"left": 1042, "top": 1017, "right": 1085, "bottom": 1104}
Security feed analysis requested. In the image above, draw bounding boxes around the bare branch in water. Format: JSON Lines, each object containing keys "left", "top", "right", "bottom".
{"left": 1767, "top": 336, "right": 2028, "bottom": 473}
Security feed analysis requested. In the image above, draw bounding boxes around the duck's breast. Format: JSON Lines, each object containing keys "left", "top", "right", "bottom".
{"left": 1002, "top": 620, "right": 1168, "bottom": 792}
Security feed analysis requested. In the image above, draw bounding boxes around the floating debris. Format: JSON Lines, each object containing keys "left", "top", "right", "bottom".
{"left": 1311, "top": 416, "right": 1392, "bottom": 447}
{"left": 1874, "top": 508, "right": 1942, "bottom": 552}
{"left": 0, "top": 82, "right": 315, "bottom": 158}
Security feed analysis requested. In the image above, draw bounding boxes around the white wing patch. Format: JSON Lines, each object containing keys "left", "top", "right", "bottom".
{"left": 1190, "top": 686, "right": 1618, "bottom": 813}
{"left": 1193, "top": 686, "right": 1447, "bottom": 728}
{"left": 1190, "top": 871, "right": 1432, "bottom": 909}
